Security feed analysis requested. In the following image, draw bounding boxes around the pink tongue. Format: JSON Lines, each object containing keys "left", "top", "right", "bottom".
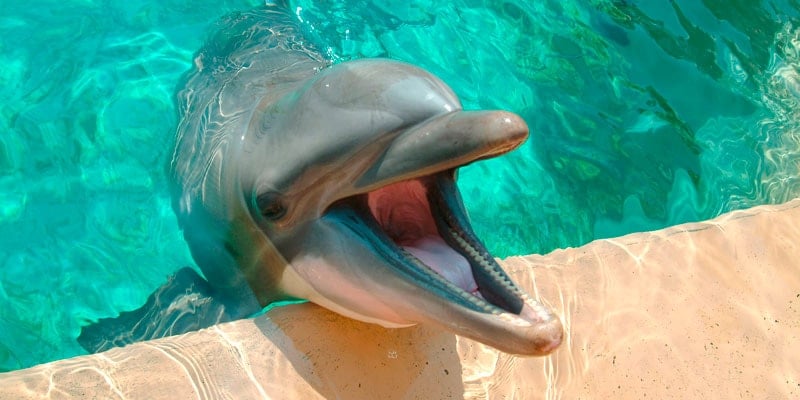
{"left": 402, "top": 236, "right": 480, "bottom": 295}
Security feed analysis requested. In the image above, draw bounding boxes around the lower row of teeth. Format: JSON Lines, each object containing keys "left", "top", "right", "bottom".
{"left": 400, "top": 247, "right": 495, "bottom": 312}
{"left": 445, "top": 225, "right": 560, "bottom": 322}
{"left": 448, "top": 227, "right": 517, "bottom": 290}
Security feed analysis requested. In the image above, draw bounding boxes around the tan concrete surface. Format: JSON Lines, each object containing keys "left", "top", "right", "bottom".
{"left": 1, "top": 200, "right": 798, "bottom": 399}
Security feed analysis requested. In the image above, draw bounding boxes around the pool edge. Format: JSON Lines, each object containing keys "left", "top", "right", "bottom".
{"left": 1, "top": 199, "right": 798, "bottom": 399}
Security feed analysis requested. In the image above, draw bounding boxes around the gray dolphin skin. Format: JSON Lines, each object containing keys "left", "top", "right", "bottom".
{"left": 168, "top": 4, "right": 562, "bottom": 356}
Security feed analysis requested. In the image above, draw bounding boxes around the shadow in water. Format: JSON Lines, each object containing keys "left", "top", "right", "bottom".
{"left": 77, "top": 269, "right": 469, "bottom": 398}
{"left": 77, "top": 267, "right": 231, "bottom": 353}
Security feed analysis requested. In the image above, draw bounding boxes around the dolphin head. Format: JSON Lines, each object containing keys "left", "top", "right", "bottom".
{"left": 233, "top": 60, "right": 562, "bottom": 356}
{"left": 172, "top": 7, "right": 561, "bottom": 356}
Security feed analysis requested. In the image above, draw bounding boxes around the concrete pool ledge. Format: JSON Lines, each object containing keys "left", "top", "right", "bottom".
{"left": 2, "top": 200, "right": 799, "bottom": 399}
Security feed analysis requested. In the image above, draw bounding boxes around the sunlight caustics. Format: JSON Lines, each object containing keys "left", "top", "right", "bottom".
{"left": 0, "top": 200, "right": 797, "bottom": 398}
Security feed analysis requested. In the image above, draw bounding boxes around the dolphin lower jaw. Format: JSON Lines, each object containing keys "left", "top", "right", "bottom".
{"left": 311, "top": 170, "right": 562, "bottom": 356}
{"left": 276, "top": 257, "right": 417, "bottom": 328}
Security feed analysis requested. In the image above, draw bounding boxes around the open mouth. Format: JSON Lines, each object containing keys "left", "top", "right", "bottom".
{"left": 335, "top": 170, "right": 530, "bottom": 317}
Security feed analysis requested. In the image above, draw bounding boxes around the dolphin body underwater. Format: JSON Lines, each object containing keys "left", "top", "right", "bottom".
{"left": 79, "top": 4, "right": 562, "bottom": 356}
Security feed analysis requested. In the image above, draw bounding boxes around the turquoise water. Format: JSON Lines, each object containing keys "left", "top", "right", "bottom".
{"left": 2, "top": 0, "right": 800, "bottom": 372}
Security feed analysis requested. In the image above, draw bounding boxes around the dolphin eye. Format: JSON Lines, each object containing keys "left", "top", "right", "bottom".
{"left": 256, "top": 192, "right": 286, "bottom": 221}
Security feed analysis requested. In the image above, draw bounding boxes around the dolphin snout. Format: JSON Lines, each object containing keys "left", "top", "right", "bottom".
{"left": 449, "top": 110, "right": 529, "bottom": 159}
{"left": 358, "top": 110, "right": 530, "bottom": 189}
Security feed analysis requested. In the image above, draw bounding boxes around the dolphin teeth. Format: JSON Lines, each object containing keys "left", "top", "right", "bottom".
{"left": 397, "top": 246, "right": 495, "bottom": 312}
{"left": 362, "top": 170, "right": 548, "bottom": 321}
{"left": 426, "top": 173, "right": 532, "bottom": 314}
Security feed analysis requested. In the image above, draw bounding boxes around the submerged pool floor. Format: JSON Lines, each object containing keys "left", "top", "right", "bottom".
{"left": 2, "top": 0, "right": 800, "bottom": 371}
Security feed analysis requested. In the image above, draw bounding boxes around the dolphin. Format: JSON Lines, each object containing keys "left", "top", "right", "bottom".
{"left": 80, "top": 4, "right": 562, "bottom": 356}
